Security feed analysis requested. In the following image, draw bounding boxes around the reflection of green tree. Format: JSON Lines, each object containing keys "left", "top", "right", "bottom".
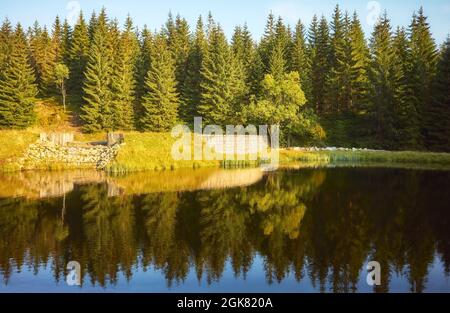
{"left": 79, "top": 183, "right": 137, "bottom": 286}
{"left": 0, "top": 169, "right": 449, "bottom": 292}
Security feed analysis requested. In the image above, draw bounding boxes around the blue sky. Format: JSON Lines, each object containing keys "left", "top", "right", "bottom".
{"left": 1, "top": 0, "right": 449, "bottom": 43}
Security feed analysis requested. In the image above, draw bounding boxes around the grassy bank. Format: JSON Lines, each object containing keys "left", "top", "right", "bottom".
{"left": 279, "top": 149, "right": 450, "bottom": 168}
{"left": 2, "top": 130, "right": 450, "bottom": 172}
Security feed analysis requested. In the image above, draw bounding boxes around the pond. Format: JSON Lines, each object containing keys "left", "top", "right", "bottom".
{"left": 0, "top": 167, "right": 449, "bottom": 292}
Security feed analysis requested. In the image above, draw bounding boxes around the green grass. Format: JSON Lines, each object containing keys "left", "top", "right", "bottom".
{"left": 107, "top": 132, "right": 221, "bottom": 173}
{"left": 2, "top": 129, "right": 450, "bottom": 172}
{"left": 280, "top": 149, "right": 450, "bottom": 168}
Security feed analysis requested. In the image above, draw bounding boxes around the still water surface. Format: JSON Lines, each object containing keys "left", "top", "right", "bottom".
{"left": 0, "top": 167, "right": 449, "bottom": 292}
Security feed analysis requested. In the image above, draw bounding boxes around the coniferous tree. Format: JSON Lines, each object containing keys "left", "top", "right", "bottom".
{"left": 392, "top": 27, "right": 421, "bottom": 149}
{"left": 309, "top": 15, "right": 331, "bottom": 114}
{"left": 408, "top": 7, "right": 438, "bottom": 145}
{"left": 289, "top": 20, "right": 310, "bottom": 101}
{"left": 327, "top": 5, "right": 351, "bottom": 113}
{"left": 181, "top": 16, "right": 206, "bottom": 121}
{"left": 61, "top": 19, "right": 72, "bottom": 64}
{"left": 81, "top": 9, "right": 114, "bottom": 132}
{"left": 0, "top": 24, "right": 37, "bottom": 128}
{"left": 51, "top": 16, "right": 63, "bottom": 63}
{"left": 426, "top": 38, "right": 450, "bottom": 151}
{"left": 168, "top": 15, "right": 191, "bottom": 101}
{"left": 0, "top": 19, "right": 13, "bottom": 74}
{"left": 231, "top": 23, "right": 254, "bottom": 102}
{"left": 68, "top": 12, "right": 89, "bottom": 96}
{"left": 348, "top": 12, "right": 370, "bottom": 113}
{"left": 111, "top": 16, "right": 139, "bottom": 130}
{"left": 140, "top": 33, "right": 179, "bottom": 131}
{"left": 198, "top": 25, "right": 245, "bottom": 125}
{"left": 29, "top": 24, "right": 56, "bottom": 94}
{"left": 259, "top": 13, "right": 276, "bottom": 74}
{"left": 368, "top": 13, "right": 397, "bottom": 148}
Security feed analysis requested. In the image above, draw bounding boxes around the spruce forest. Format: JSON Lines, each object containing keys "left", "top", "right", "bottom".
{"left": 0, "top": 5, "right": 449, "bottom": 151}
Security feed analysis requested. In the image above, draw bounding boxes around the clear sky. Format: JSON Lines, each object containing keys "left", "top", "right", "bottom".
{"left": 1, "top": 0, "right": 449, "bottom": 43}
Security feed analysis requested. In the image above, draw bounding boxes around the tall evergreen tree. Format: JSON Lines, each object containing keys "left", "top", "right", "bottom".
{"left": 181, "top": 16, "right": 207, "bottom": 121}
{"left": 29, "top": 24, "right": 56, "bottom": 93}
{"left": 0, "top": 19, "right": 13, "bottom": 74}
{"left": 111, "top": 16, "right": 139, "bottom": 130}
{"left": 309, "top": 15, "right": 331, "bottom": 113}
{"left": 426, "top": 38, "right": 450, "bottom": 151}
{"left": 348, "top": 12, "right": 370, "bottom": 113}
{"left": 0, "top": 24, "right": 37, "bottom": 128}
{"left": 327, "top": 5, "right": 352, "bottom": 113}
{"left": 231, "top": 23, "right": 254, "bottom": 101}
{"left": 198, "top": 25, "right": 245, "bottom": 125}
{"left": 81, "top": 9, "right": 114, "bottom": 132}
{"left": 368, "top": 13, "right": 397, "bottom": 148}
{"left": 168, "top": 15, "right": 191, "bottom": 99}
{"left": 61, "top": 19, "right": 72, "bottom": 64}
{"left": 289, "top": 20, "right": 310, "bottom": 100}
{"left": 51, "top": 15, "right": 63, "bottom": 63}
{"left": 392, "top": 27, "right": 421, "bottom": 149}
{"left": 140, "top": 33, "right": 179, "bottom": 131}
{"left": 408, "top": 7, "right": 438, "bottom": 145}
{"left": 68, "top": 12, "right": 89, "bottom": 96}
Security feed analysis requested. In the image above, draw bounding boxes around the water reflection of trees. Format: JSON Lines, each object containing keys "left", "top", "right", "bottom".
{"left": 0, "top": 169, "right": 449, "bottom": 292}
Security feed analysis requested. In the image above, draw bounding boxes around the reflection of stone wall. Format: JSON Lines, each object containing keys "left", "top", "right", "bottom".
{"left": 23, "top": 142, "right": 120, "bottom": 169}
{"left": 0, "top": 170, "right": 110, "bottom": 199}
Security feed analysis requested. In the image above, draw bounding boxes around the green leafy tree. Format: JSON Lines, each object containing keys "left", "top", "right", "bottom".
{"left": 53, "top": 63, "right": 70, "bottom": 111}
{"left": 140, "top": 34, "right": 179, "bottom": 131}
{"left": 246, "top": 72, "right": 306, "bottom": 135}
{"left": 0, "top": 24, "right": 37, "bottom": 128}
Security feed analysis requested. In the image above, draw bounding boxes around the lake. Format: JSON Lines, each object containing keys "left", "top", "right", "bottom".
{"left": 0, "top": 167, "right": 449, "bottom": 292}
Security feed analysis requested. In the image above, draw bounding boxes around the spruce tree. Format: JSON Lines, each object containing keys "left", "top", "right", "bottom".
{"left": 408, "top": 7, "right": 438, "bottom": 146}
{"left": 168, "top": 15, "right": 191, "bottom": 100}
{"left": 61, "top": 19, "right": 72, "bottom": 64}
{"left": 348, "top": 12, "right": 370, "bottom": 113}
{"left": 426, "top": 38, "right": 450, "bottom": 151}
{"left": 0, "top": 19, "right": 13, "bottom": 74}
{"left": 111, "top": 16, "right": 139, "bottom": 130}
{"left": 289, "top": 20, "right": 310, "bottom": 101}
{"left": 231, "top": 23, "right": 254, "bottom": 102}
{"left": 29, "top": 24, "right": 56, "bottom": 94}
{"left": 0, "top": 24, "right": 37, "bottom": 128}
{"left": 327, "top": 5, "right": 351, "bottom": 113}
{"left": 368, "top": 13, "right": 397, "bottom": 148}
{"left": 68, "top": 12, "right": 89, "bottom": 96}
{"left": 392, "top": 27, "right": 421, "bottom": 149}
{"left": 308, "top": 15, "right": 331, "bottom": 114}
{"left": 51, "top": 16, "right": 63, "bottom": 62}
{"left": 198, "top": 25, "right": 245, "bottom": 125}
{"left": 181, "top": 16, "right": 207, "bottom": 122}
{"left": 81, "top": 9, "right": 114, "bottom": 132}
{"left": 140, "top": 34, "right": 179, "bottom": 131}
